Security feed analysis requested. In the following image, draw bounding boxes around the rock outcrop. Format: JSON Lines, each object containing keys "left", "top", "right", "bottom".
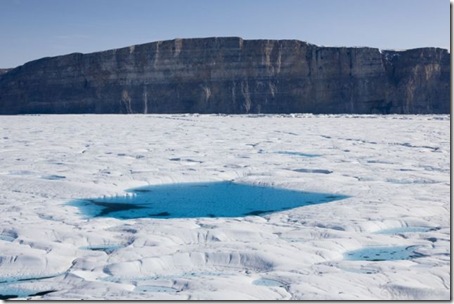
{"left": 0, "top": 37, "right": 450, "bottom": 114}
{"left": 0, "top": 68, "right": 12, "bottom": 76}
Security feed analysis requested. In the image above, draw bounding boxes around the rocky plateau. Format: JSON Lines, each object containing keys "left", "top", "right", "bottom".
{"left": 0, "top": 37, "right": 450, "bottom": 114}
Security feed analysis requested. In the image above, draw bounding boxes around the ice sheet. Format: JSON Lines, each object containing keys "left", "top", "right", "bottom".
{"left": 0, "top": 114, "right": 449, "bottom": 300}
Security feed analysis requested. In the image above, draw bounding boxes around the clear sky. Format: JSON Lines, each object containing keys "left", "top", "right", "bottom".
{"left": 0, "top": 0, "right": 450, "bottom": 68}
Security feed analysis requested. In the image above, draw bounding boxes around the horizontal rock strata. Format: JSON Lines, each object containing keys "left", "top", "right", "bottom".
{"left": 0, "top": 37, "right": 449, "bottom": 114}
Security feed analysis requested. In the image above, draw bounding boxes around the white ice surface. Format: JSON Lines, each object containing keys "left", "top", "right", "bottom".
{"left": 0, "top": 114, "right": 449, "bottom": 300}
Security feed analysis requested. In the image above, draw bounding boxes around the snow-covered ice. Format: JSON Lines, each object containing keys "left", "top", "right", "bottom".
{"left": 0, "top": 114, "right": 449, "bottom": 300}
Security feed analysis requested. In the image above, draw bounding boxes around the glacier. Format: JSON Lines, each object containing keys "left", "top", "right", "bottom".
{"left": 0, "top": 114, "right": 449, "bottom": 300}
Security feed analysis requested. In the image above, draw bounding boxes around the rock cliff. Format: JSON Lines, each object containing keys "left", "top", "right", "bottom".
{"left": 0, "top": 37, "right": 450, "bottom": 114}
{"left": 0, "top": 68, "right": 12, "bottom": 76}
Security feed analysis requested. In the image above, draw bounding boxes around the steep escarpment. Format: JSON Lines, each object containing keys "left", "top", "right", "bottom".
{"left": 0, "top": 68, "right": 12, "bottom": 75}
{"left": 382, "top": 48, "right": 450, "bottom": 114}
{"left": 0, "top": 37, "right": 449, "bottom": 114}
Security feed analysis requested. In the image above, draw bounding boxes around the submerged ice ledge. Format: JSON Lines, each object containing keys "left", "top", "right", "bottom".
{"left": 69, "top": 181, "right": 349, "bottom": 220}
{"left": 344, "top": 246, "right": 426, "bottom": 261}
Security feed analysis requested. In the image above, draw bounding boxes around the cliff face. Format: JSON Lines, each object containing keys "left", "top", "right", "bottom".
{"left": 382, "top": 48, "right": 450, "bottom": 114}
{"left": 0, "top": 68, "right": 12, "bottom": 76}
{"left": 0, "top": 37, "right": 450, "bottom": 114}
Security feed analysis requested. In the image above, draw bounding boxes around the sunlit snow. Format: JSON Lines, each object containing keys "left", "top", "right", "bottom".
{"left": 0, "top": 114, "right": 449, "bottom": 300}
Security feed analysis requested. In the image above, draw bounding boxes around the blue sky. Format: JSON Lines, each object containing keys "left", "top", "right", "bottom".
{"left": 0, "top": 0, "right": 450, "bottom": 67}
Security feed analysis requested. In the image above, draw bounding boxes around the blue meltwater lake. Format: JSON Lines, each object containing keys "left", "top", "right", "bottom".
{"left": 70, "top": 181, "right": 348, "bottom": 219}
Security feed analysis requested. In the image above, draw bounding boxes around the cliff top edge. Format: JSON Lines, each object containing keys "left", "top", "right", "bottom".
{"left": 3, "top": 36, "right": 450, "bottom": 71}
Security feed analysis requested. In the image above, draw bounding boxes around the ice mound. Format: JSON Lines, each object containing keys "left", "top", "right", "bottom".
{"left": 104, "top": 250, "right": 275, "bottom": 278}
